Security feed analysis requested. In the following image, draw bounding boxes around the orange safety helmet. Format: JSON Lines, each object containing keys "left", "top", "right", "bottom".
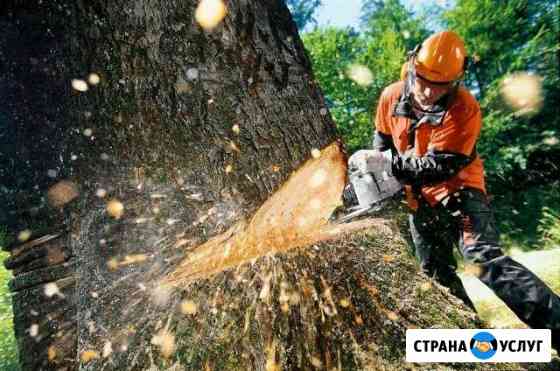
{"left": 413, "top": 30, "right": 467, "bottom": 83}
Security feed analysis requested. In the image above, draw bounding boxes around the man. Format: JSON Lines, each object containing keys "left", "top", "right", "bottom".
{"left": 365, "top": 30, "right": 559, "bottom": 349}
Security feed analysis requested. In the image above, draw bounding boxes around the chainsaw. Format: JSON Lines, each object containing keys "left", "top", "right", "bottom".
{"left": 334, "top": 149, "right": 403, "bottom": 223}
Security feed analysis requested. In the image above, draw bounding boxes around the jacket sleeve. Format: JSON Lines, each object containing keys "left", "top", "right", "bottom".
{"left": 391, "top": 149, "right": 475, "bottom": 186}
{"left": 392, "top": 93, "right": 482, "bottom": 186}
{"left": 372, "top": 87, "right": 397, "bottom": 152}
{"left": 372, "top": 130, "right": 396, "bottom": 152}
{"left": 373, "top": 88, "right": 392, "bottom": 136}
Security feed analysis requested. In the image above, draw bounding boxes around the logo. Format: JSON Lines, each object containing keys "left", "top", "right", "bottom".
{"left": 470, "top": 331, "right": 497, "bottom": 360}
{"left": 406, "top": 329, "right": 551, "bottom": 363}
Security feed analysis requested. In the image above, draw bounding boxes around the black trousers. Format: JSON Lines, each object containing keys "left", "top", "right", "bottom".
{"left": 408, "top": 188, "right": 560, "bottom": 337}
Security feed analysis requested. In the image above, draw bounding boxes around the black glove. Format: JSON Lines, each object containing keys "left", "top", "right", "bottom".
{"left": 392, "top": 149, "right": 475, "bottom": 186}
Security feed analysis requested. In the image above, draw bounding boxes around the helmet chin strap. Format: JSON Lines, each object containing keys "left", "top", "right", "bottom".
{"left": 403, "top": 48, "right": 419, "bottom": 100}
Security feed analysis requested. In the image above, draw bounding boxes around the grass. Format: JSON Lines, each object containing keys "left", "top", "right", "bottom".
{"left": 0, "top": 251, "right": 19, "bottom": 371}
{"left": 460, "top": 248, "right": 560, "bottom": 329}
{"left": 492, "top": 185, "right": 560, "bottom": 252}
{"left": 458, "top": 185, "right": 560, "bottom": 332}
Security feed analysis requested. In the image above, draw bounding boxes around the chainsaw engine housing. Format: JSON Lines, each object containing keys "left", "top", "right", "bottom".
{"left": 343, "top": 150, "right": 403, "bottom": 211}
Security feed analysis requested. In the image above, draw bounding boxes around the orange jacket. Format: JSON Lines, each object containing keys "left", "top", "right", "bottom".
{"left": 374, "top": 81, "right": 486, "bottom": 208}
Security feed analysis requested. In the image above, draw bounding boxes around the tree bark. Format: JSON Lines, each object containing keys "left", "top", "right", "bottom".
{"left": 1, "top": 1, "right": 335, "bottom": 369}
{"left": 0, "top": 1, "right": 538, "bottom": 370}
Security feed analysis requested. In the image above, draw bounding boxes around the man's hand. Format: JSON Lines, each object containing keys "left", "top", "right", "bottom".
{"left": 348, "top": 149, "right": 393, "bottom": 176}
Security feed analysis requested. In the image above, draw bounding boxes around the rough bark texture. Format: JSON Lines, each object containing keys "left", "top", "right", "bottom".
{"left": 2, "top": 1, "right": 336, "bottom": 369}
{"left": 1, "top": 1, "right": 555, "bottom": 371}
{"left": 76, "top": 205, "right": 493, "bottom": 371}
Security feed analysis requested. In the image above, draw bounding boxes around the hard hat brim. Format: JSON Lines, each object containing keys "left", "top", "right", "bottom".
{"left": 415, "top": 62, "right": 462, "bottom": 84}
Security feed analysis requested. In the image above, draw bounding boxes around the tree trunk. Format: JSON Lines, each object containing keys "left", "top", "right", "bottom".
{"left": 0, "top": 1, "right": 534, "bottom": 370}
{"left": 1, "top": 1, "right": 334, "bottom": 369}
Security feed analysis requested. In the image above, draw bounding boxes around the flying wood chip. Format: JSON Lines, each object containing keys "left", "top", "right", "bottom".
{"left": 71, "top": 79, "right": 88, "bottom": 92}
{"left": 501, "top": 72, "right": 543, "bottom": 115}
{"left": 347, "top": 64, "right": 374, "bottom": 87}
{"left": 165, "top": 142, "right": 354, "bottom": 286}
{"left": 80, "top": 350, "right": 100, "bottom": 363}
{"left": 180, "top": 300, "right": 198, "bottom": 315}
{"left": 17, "top": 229, "right": 32, "bottom": 242}
{"left": 48, "top": 346, "right": 57, "bottom": 361}
{"left": 106, "top": 199, "right": 124, "bottom": 219}
{"left": 47, "top": 180, "right": 79, "bottom": 207}
{"left": 339, "top": 298, "right": 351, "bottom": 308}
{"left": 151, "top": 329, "right": 176, "bottom": 358}
{"left": 88, "top": 73, "right": 101, "bottom": 85}
{"left": 195, "top": 0, "right": 227, "bottom": 30}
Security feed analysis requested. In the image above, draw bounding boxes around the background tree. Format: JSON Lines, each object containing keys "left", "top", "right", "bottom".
{"left": 302, "top": 0, "right": 428, "bottom": 153}
{"left": 360, "top": 0, "right": 429, "bottom": 51}
{"left": 285, "top": 0, "right": 322, "bottom": 30}
{"left": 302, "top": 0, "right": 560, "bottom": 252}
{"left": 443, "top": 0, "right": 560, "bottom": 249}
{"left": 302, "top": 27, "right": 373, "bottom": 151}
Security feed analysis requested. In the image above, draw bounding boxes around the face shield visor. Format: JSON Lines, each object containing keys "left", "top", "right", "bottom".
{"left": 393, "top": 40, "right": 471, "bottom": 128}
{"left": 402, "top": 52, "right": 460, "bottom": 127}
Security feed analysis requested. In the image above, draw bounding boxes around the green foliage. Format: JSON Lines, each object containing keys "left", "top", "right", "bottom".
{"left": 0, "top": 271, "right": 19, "bottom": 371}
{"left": 285, "top": 0, "right": 322, "bottom": 30}
{"left": 443, "top": 0, "right": 560, "bottom": 181}
{"left": 361, "top": 0, "right": 430, "bottom": 50}
{"left": 0, "top": 226, "right": 12, "bottom": 251}
{"left": 303, "top": 27, "right": 375, "bottom": 152}
{"left": 491, "top": 185, "right": 560, "bottom": 252}
{"left": 302, "top": 0, "right": 560, "bottom": 255}
{"left": 538, "top": 206, "right": 560, "bottom": 249}
{"left": 303, "top": 0, "right": 428, "bottom": 153}
{"left": 0, "top": 227, "right": 19, "bottom": 370}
